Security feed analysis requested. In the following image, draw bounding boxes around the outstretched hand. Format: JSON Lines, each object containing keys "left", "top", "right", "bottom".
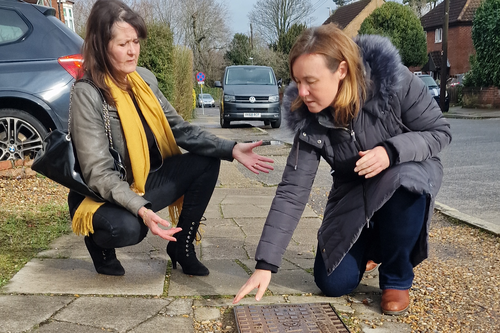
{"left": 232, "top": 141, "right": 274, "bottom": 174}
{"left": 139, "top": 207, "right": 182, "bottom": 241}
{"left": 233, "top": 269, "right": 272, "bottom": 304}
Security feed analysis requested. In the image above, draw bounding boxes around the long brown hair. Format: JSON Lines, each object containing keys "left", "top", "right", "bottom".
{"left": 82, "top": 0, "right": 147, "bottom": 106}
{"left": 289, "top": 24, "right": 366, "bottom": 126}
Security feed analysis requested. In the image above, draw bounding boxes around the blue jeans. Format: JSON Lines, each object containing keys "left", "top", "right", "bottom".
{"left": 314, "top": 187, "right": 427, "bottom": 296}
{"left": 68, "top": 153, "right": 220, "bottom": 249}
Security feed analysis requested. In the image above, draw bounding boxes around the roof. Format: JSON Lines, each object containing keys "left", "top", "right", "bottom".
{"left": 420, "top": 0, "right": 483, "bottom": 29}
{"left": 421, "top": 50, "right": 450, "bottom": 72}
{"left": 323, "top": 0, "right": 372, "bottom": 28}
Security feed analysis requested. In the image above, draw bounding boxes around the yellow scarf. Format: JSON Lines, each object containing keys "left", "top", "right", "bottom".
{"left": 72, "top": 71, "right": 183, "bottom": 236}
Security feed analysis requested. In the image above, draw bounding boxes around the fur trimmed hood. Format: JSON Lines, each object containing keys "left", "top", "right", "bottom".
{"left": 283, "top": 35, "right": 404, "bottom": 133}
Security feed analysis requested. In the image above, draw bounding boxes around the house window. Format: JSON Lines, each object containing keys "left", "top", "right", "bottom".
{"left": 63, "top": 4, "right": 75, "bottom": 32}
{"left": 435, "top": 28, "right": 442, "bottom": 43}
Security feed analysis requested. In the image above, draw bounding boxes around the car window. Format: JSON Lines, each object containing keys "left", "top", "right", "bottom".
{"left": 418, "top": 75, "right": 438, "bottom": 88}
{"left": 0, "top": 8, "right": 30, "bottom": 45}
{"left": 226, "top": 67, "right": 275, "bottom": 85}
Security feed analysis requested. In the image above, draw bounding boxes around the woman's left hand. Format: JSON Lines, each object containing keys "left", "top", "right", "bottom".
{"left": 232, "top": 141, "right": 274, "bottom": 174}
{"left": 354, "top": 146, "right": 390, "bottom": 178}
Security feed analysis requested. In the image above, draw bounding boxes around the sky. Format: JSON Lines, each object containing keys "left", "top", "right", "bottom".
{"left": 225, "top": 0, "right": 335, "bottom": 36}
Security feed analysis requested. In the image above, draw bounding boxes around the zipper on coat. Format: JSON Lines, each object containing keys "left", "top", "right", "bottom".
{"left": 349, "top": 121, "right": 370, "bottom": 228}
{"left": 294, "top": 141, "right": 300, "bottom": 170}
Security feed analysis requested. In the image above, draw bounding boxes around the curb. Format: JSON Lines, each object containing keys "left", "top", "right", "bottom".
{"left": 434, "top": 201, "right": 500, "bottom": 236}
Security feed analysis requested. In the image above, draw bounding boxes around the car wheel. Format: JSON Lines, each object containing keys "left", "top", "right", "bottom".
{"left": 220, "top": 111, "right": 230, "bottom": 128}
{"left": 271, "top": 116, "right": 281, "bottom": 128}
{"left": 0, "top": 108, "right": 48, "bottom": 161}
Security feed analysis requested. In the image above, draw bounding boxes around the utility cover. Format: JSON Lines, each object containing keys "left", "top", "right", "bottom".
{"left": 234, "top": 303, "right": 350, "bottom": 333}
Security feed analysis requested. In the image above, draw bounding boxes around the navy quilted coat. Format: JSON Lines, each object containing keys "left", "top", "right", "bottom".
{"left": 254, "top": 35, "right": 452, "bottom": 275}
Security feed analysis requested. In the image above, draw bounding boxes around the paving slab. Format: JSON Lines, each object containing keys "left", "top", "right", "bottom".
{"left": 0, "top": 295, "right": 74, "bottom": 333}
{"left": 53, "top": 297, "right": 170, "bottom": 332}
{"left": 167, "top": 259, "right": 250, "bottom": 296}
{"left": 268, "top": 269, "right": 321, "bottom": 295}
{"left": 221, "top": 203, "right": 272, "bottom": 218}
{"left": 31, "top": 321, "right": 111, "bottom": 332}
{"left": 201, "top": 238, "right": 249, "bottom": 260}
{"left": 194, "top": 307, "right": 221, "bottom": 321}
{"left": 232, "top": 217, "right": 267, "bottom": 236}
{"left": 163, "top": 298, "right": 193, "bottom": 316}
{"left": 129, "top": 315, "right": 194, "bottom": 333}
{"left": 3, "top": 258, "right": 167, "bottom": 295}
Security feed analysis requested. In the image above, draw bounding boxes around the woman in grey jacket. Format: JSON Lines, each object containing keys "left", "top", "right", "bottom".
{"left": 69, "top": 0, "right": 273, "bottom": 277}
{"left": 234, "top": 24, "right": 451, "bottom": 315}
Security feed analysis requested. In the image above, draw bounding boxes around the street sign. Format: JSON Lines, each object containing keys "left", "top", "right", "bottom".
{"left": 198, "top": 81, "right": 204, "bottom": 85}
{"left": 196, "top": 72, "right": 205, "bottom": 82}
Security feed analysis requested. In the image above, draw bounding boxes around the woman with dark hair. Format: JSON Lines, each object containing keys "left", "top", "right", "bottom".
{"left": 69, "top": 0, "right": 273, "bottom": 277}
{"left": 234, "top": 24, "right": 451, "bottom": 315}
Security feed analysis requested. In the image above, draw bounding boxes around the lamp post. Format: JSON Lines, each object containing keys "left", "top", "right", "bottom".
{"left": 249, "top": 57, "right": 253, "bottom": 65}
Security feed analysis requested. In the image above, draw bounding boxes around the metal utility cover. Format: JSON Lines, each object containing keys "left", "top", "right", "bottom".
{"left": 234, "top": 303, "right": 350, "bottom": 333}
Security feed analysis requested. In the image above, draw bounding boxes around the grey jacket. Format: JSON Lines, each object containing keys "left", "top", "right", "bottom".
{"left": 255, "top": 35, "right": 452, "bottom": 275}
{"left": 70, "top": 67, "right": 235, "bottom": 216}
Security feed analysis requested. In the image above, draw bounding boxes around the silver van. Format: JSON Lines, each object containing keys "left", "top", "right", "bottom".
{"left": 215, "top": 65, "right": 281, "bottom": 128}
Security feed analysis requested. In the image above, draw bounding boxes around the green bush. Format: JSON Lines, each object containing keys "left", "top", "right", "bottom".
{"left": 172, "top": 46, "right": 194, "bottom": 120}
{"left": 465, "top": 0, "right": 500, "bottom": 88}
{"left": 359, "top": 2, "right": 427, "bottom": 67}
{"left": 138, "top": 23, "right": 175, "bottom": 101}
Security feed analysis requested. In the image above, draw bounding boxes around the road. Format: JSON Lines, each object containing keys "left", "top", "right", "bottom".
{"left": 437, "top": 118, "right": 500, "bottom": 226}
{"left": 195, "top": 107, "right": 500, "bottom": 226}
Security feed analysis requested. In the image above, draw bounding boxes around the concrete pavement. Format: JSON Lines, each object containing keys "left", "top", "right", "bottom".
{"left": 1, "top": 105, "right": 499, "bottom": 333}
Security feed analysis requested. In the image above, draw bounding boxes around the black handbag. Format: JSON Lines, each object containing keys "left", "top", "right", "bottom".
{"left": 32, "top": 79, "right": 126, "bottom": 201}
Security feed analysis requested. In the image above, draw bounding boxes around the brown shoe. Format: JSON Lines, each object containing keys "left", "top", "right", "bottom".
{"left": 381, "top": 289, "right": 409, "bottom": 315}
{"left": 365, "top": 260, "right": 379, "bottom": 273}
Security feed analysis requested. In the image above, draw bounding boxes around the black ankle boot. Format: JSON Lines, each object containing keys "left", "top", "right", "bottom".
{"left": 84, "top": 236, "right": 125, "bottom": 276}
{"left": 166, "top": 220, "right": 209, "bottom": 276}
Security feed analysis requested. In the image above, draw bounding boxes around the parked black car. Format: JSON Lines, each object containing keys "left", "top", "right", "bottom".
{"left": 0, "top": 0, "right": 83, "bottom": 161}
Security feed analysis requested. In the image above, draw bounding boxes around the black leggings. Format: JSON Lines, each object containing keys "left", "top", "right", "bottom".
{"left": 68, "top": 153, "right": 220, "bottom": 249}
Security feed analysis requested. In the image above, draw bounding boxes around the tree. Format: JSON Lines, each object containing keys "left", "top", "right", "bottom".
{"left": 332, "top": 0, "right": 353, "bottom": 7}
{"left": 173, "top": 0, "right": 231, "bottom": 86}
{"left": 225, "top": 34, "right": 253, "bottom": 65}
{"left": 73, "top": 0, "right": 97, "bottom": 37}
{"left": 403, "top": 0, "right": 430, "bottom": 18}
{"left": 358, "top": 2, "right": 427, "bottom": 68}
{"left": 465, "top": 0, "right": 500, "bottom": 88}
{"left": 248, "top": 0, "right": 313, "bottom": 44}
{"left": 274, "top": 23, "right": 307, "bottom": 55}
{"left": 138, "top": 23, "right": 175, "bottom": 100}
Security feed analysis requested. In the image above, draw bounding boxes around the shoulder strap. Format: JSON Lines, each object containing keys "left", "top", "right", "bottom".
{"left": 70, "top": 79, "right": 115, "bottom": 149}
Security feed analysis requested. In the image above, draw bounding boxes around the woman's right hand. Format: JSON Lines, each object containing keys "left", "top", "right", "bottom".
{"left": 233, "top": 269, "right": 272, "bottom": 304}
{"left": 139, "top": 207, "right": 182, "bottom": 241}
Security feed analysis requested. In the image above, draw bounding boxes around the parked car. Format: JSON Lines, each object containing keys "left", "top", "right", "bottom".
{"left": 0, "top": 0, "right": 83, "bottom": 161}
{"left": 197, "top": 93, "right": 215, "bottom": 107}
{"left": 448, "top": 74, "right": 465, "bottom": 87}
{"left": 215, "top": 65, "right": 281, "bottom": 128}
{"left": 416, "top": 74, "right": 449, "bottom": 112}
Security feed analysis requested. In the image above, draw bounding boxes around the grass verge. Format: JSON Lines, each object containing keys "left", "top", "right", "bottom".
{"left": 0, "top": 203, "right": 71, "bottom": 288}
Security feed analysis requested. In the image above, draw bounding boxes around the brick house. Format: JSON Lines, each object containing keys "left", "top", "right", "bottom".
{"left": 25, "top": 0, "right": 75, "bottom": 32}
{"left": 323, "top": 0, "right": 385, "bottom": 38}
{"left": 420, "top": 0, "right": 482, "bottom": 79}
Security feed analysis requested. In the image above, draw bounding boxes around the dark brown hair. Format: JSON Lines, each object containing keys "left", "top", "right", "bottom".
{"left": 82, "top": 0, "right": 147, "bottom": 105}
{"left": 289, "top": 24, "right": 366, "bottom": 126}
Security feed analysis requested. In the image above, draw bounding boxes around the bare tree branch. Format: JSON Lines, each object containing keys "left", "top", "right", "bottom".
{"left": 249, "top": 0, "right": 313, "bottom": 44}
